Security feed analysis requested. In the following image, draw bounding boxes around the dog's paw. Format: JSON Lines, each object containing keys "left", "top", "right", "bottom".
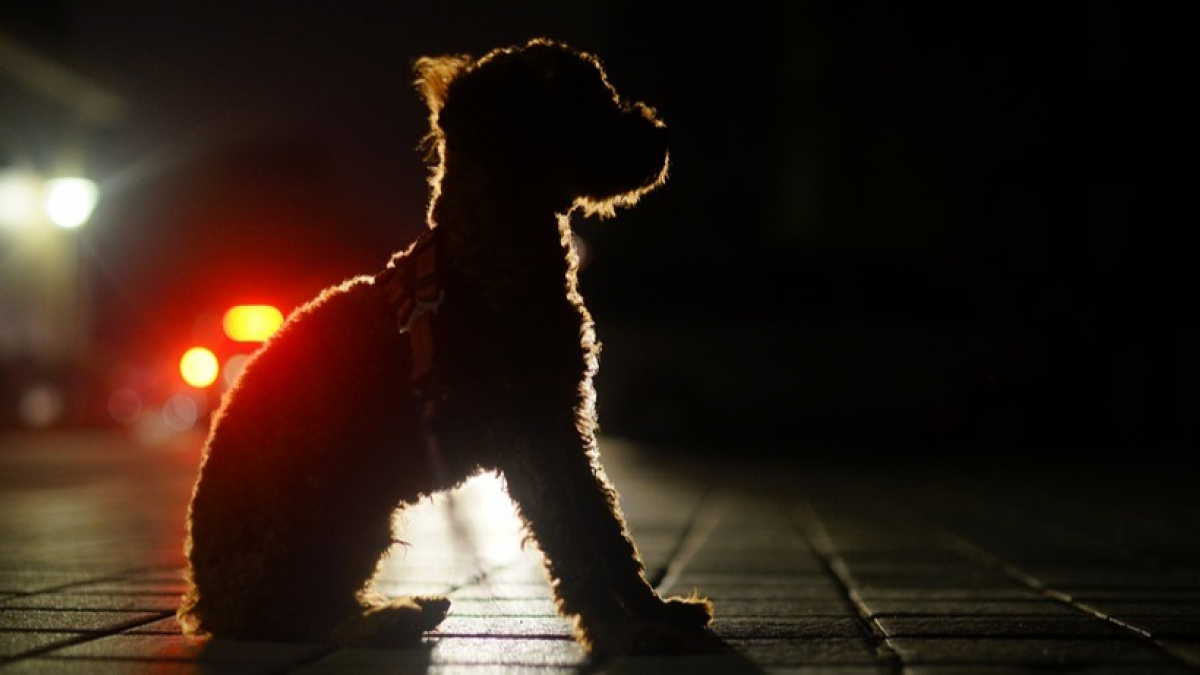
{"left": 655, "top": 595, "right": 714, "bottom": 629}
{"left": 586, "top": 619, "right": 716, "bottom": 657}
{"left": 334, "top": 595, "right": 450, "bottom": 647}
{"left": 583, "top": 596, "right": 716, "bottom": 657}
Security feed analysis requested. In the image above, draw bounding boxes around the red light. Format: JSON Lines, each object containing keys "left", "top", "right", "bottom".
{"left": 223, "top": 305, "right": 284, "bottom": 342}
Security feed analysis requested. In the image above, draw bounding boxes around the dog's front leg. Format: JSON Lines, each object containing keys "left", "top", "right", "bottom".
{"left": 499, "top": 428, "right": 713, "bottom": 654}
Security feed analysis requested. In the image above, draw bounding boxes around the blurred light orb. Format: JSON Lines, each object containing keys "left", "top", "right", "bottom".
{"left": 180, "top": 346, "right": 220, "bottom": 388}
{"left": 0, "top": 169, "right": 41, "bottom": 229}
{"left": 18, "top": 383, "right": 64, "bottom": 428}
{"left": 162, "top": 392, "right": 200, "bottom": 431}
{"left": 223, "top": 305, "right": 284, "bottom": 342}
{"left": 107, "top": 387, "right": 142, "bottom": 425}
{"left": 44, "top": 177, "right": 99, "bottom": 229}
{"left": 222, "top": 353, "right": 251, "bottom": 388}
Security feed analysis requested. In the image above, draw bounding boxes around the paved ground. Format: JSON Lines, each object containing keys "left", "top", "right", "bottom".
{"left": 1, "top": 428, "right": 1198, "bottom": 674}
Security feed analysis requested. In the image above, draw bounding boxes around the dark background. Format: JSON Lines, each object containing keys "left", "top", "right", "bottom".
{"left": 1, "top": 3, "right": 1192, "bottom": 457}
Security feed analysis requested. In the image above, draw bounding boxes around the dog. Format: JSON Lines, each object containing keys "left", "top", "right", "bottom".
{"left": 177, "top": 38, "right": 713, "bottom": 655}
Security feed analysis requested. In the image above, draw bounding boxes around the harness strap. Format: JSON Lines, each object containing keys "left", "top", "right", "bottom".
{"left": 375, "top": 231, "right": 450, "bottom": 490}
{"left": 376, "top": 233, "right": 443, "bottom": 398}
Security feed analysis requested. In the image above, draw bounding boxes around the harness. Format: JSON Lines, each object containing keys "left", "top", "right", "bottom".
{"left": 375, "top": 230, "right": 459, "bottom": 521}
{"left": 375, "top": 232, "right": 444, "bottom": 406}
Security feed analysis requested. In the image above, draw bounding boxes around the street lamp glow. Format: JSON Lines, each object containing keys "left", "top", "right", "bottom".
{"left": 0, "top": 169, "right": 41, "bottom": 229}
{"left": 44, "top": 177, "right": 99, "bottom": 229}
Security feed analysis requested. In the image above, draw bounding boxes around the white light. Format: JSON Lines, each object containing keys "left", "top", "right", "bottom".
{"left": 44, "top": 177, "right": 99, "bottom": 229}
{"left": 0, "top": 169, "right": 42, "bottom": 229}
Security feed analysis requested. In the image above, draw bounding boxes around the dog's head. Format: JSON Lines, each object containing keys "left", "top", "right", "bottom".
{"left": 415, "top": 38, "right": 668, "bottom": 218}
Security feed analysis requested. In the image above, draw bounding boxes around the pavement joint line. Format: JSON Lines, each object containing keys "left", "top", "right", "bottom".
{"left": 0, "top": 609, "right": 175, "bottom": 664}
{"left": 0, "top": 633, "right": 96, "bottom": 665}
{"left": 786, "top": 489, "right": 1200, "bottom": 672}
{"left": 0, "top": 568, "right": 150, "bottom": 599}
{"left": 921, "top": 520, "right": 1200, "bottom": 670}
{"left": 791, "top": 501, "right": 903, "bottom": 674}
{"left": 652, "top": 484, "right": 725, "bottom": 595}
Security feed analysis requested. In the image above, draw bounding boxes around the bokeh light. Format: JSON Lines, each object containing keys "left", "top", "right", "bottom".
{"left": 180, "top": 346, "right": 219, "bottom": 388}
{"left": 162, "top": 391, "right": 202, "bottom": 431}
{"left": 44, "top": 177, "right": 99, "bottom": 229}
{"left": 0, "top": 169, "right": 41, "bottom": 229}
{"left": 222, "top": 353, "right": 251, "bottom": 388}
{"left": 223, "top": 305, "right": 284, "bottom": 342}
{"left": 18, "top": 383, "right": 64, "bottom": 428}
{"left": 107, "top": 387, "right": 142, "bottom": 425}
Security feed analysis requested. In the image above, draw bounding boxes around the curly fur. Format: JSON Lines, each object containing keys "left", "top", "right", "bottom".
{"left": 177, "top": 37, "right": 712, "bottom": 655}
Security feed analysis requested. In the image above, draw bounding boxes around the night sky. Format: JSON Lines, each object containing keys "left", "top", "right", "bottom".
{"left": 1, "top": 3, "right": 1192, "bottom": 453}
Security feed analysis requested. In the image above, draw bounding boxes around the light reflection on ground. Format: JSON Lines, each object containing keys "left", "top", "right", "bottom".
{"left": 374, "top": 471, "right": 551, "bottom": 601}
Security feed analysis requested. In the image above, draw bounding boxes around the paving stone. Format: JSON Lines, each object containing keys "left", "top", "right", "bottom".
{"left": 876, "top": 615, "right": 1133, "bottom": 638}
{"left": 705, "top": 598, "right": 854, "bottom": 618}
{"left": 837, "top": 550, "right": 970, "bottom": 565}
{"left": 683, "top": 552, "right": 828, "bottom": 575}
{"left": 292, "top": 646, "right": 574, "bottom": 674}
{"left": 427, "top": 636, "right": 586, "bottom": 667}
{"left": 663, "top": 574, "right": 845, "bottom": 599}
{"left": 862, "top": 599, "right": 1075, "bottom": 617}
{"left": 46, "top": 633, "right": 327, "bottom": 663}
{"left": 1026, "top": 567, "right": 1200, "bottom": 589}
{"left": 758, "top": 662, "right": 892, "bottom": 667}
{"left": 433, "top": 616, "right": 573, "bottom": 638}
{"left": 836, "top": 560, "right": 993, "bottom": 576}
{"left": 903, "top": 664, "right": 1199, "bottom": 674}
{"left": 446, "top": 583, "right": 555, "bottom": 601}
{"left": 711, "top": 617, "right": 865, "bottom": 640}
{"left": 4, "top": 431, "right": 1200, "bottom": 672}
{"left": 0, "top": 631, "right": 83, "bottom": 659}
{"left": 1070, "top": 589, "right": 1200, "bottom": 602}
{"left": 0, "top": 609, "right": 163, "bottom": 632}
{"left": 1157, "top": 639, "right": 1200, "bottom": 668}
{"left": 69, "top": 577, "right": 190, "bottom": 595}
{"left": 126, "top": 616, "right": 185, "bottom": 634}
{"left": 844, "top": 571, "right": 1018, "bottom": 587}
{"left": 853, "top": 587, "right": 1043, "bottom": 602}
{"left": 476, "top": 566, "right": 554, "bottom": 584}
{"left": 0, "top": 659, "right": 276, "bottom": 674}
{"left": 602, "top": 651, "right": 794, "bottom": 674}
{"left": 442, "top": 598, "right": 558, "bottom": 616}
{"left": 724, "top": 637, "right": 879, "bottom": 665}
{"left": 1, "top": 592, "right": 181, "bottom": 612}
{"left": 887, "top": 637, "right": 1175, "bottom": 665}
{"left": 0, "top": 572, "right": 105, "bottom": 594}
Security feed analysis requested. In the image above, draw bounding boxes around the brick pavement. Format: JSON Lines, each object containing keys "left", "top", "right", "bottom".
{"left": 1, "top": 429, "right": 1198, "bottom": 673}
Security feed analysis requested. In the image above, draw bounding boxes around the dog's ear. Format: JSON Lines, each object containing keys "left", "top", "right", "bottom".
{"left": 414, "top": 54, "right": 473, "bottom": 113}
